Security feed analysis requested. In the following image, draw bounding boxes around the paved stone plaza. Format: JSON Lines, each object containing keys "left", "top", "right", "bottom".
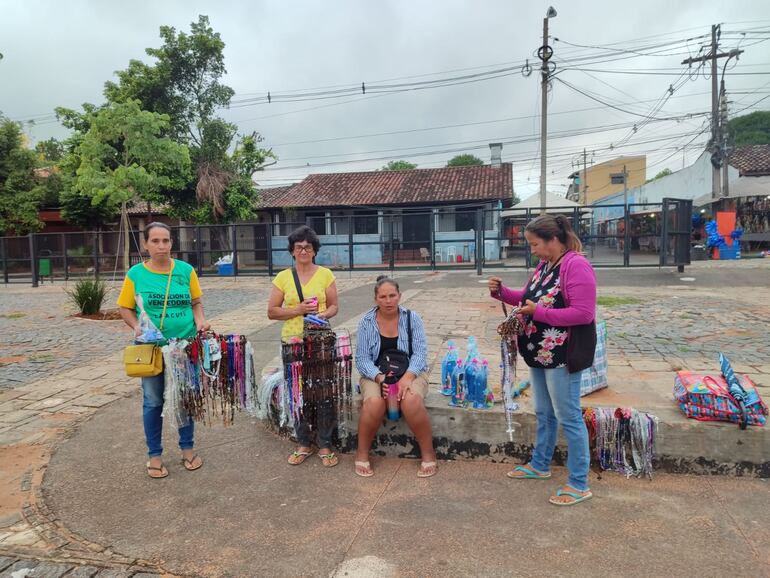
{"left": 0, "top": 261, "right": 768, "bottom": 577}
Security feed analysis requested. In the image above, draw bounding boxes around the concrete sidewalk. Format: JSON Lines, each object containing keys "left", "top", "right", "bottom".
{"left": 1, "top": 264, "right": 769, "bottom": 576}
{"left": 41, "top": 394, "right": 770, "bottom": 578}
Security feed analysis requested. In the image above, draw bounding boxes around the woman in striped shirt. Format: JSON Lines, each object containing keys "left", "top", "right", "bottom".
{"left": 354, "top": 276, "right": 437, "bottom": 478}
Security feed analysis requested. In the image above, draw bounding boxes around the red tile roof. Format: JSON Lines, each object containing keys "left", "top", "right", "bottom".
{"left": 257, "top": 164, "right": 513, "bottom": 209}
{"left": 729, "top": 145, "right": 770, "bottom": 176}
{"left": 126, "top": 202, "right": 168, "bottom": 216}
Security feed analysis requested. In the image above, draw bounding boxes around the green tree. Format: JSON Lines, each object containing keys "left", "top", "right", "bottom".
{"left": 447, "top": 154, "right": 484, "bottom": 167}
{"left": 103, "top": 15, "right": 273, "bottom": 223}
{"left": 104, "top": 15, "right": 233, "bottom": 145}
{"left": 728, "top": 110, "right": 770, "bottom": 146}
{"left": 382, "top": 160, "right": 417, "bottom": 170}
{"left": 35, "top": 138, "right": 65, "bottom": 164}
{"left": 645, "top": 168, "right": 672, "bottom": 184}
{"left": 0, "top": 117, "right": 47, "bottom": 234}
{"left": 61, "top": 100, "right": 190, "bottom": 231}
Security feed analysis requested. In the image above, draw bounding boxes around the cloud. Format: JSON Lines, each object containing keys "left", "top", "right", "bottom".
{"left": 2, "top": 0, "right": 769, "bottom": 195}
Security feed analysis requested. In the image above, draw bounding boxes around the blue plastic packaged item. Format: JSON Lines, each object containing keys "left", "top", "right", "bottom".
{"left": 135, "top": 294, "right": 164, "bottom": 343}
{"left": 449, "top": 359, "right": 465, "bottom": 407}
{"left": 479, "top": 359, "right": 491, "bottom": 408}
{"left": 464, "top": 336, "right": 479, "bottom": 367}
{"left": 304, "top": 314, "right": 329, "bottom": 326}
{"left": 441, "top": 341, "right": 458, "bottom": 396}
{"left": 465, "top": 358, "right": 478, "bottom": 407}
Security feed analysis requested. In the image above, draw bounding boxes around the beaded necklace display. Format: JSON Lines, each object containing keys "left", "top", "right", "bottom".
{"left": 583, "top": 407, "right": 658, "bottom": 479}
{"left": 161, "top": 332, "right": 257, "bottom": 428}
{"left": 280, "top": 326, "right": 354, "bottom": 441}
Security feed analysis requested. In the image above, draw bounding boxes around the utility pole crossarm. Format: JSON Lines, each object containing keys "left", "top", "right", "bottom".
{"left": 681, "top": 49, "right": 743, "bottom": 66}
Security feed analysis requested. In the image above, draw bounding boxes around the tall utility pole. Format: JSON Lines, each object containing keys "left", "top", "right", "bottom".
{"left": 581, "top": 148, "right": 589, "bottom": 206}
{"left": 681, "top": 24, "right": 743, "bottom": 199}
{"left": 622, "top": 164, "right": 629, "bottom": 209}
{"left": 538, "top": 7, "right": 557, "bottom": 212}
{"left": 710, "top": 25, "right": 719, "bottom": 199}
{"left": 721, "top": 85, "right": 730, "bottom": 198}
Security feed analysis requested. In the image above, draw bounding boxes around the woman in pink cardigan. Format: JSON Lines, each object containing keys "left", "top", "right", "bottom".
{"left": 489, "top": 214, "right": 596, "bottom": 506}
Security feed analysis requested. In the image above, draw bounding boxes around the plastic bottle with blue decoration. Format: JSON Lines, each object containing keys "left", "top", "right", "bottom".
{"left": 441, "top": 341, "right": 458, "bottom": 396}
{"left": 449, "top": 359, "right": 466, "bottom": 407}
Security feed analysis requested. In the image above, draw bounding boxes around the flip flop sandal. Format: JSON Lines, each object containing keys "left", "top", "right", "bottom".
{"left": 506, "top": 464, "right": 551, "bottom": 479}
{"left": 549, "top": 488, "right": 593, "bottom": 506}
{"left": 288, "top": 449, "right": 314, "bottom": 465}
{"left": 417, "top": 461, "right": 437, "bottom": 478}
{"left": 318, "top": 452, "right": 339, "bottom": 468}
{"left": 182, "top": 454, "right": 203, "bottom": 471}
{"left": 355, "top": 461, "right": 374, "bottom": 477}
{"left": 146, "top": 461, "right": 168, "bottom": 479}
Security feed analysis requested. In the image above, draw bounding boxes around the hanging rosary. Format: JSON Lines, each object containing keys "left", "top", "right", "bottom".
{"left": 161, "top": 331, "right": 257, "bottom": 428}
{"left": 497, "top": 305, "right": 524, "bottom": 441}
{"left": 279, "top": 326, "right": 354, "bottom": 442}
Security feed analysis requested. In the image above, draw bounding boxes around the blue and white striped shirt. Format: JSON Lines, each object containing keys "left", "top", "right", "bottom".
{"left": 355, "top": 306, "right": 429, "bottom": 380}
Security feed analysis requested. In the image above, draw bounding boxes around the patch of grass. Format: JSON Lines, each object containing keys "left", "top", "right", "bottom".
{"left": 678, "top": 345, "right": 691, "bottom": 353}
{"left": 597, "top": 296, "right": 642, "bottom": 307}
{"left": 0, "top": 312, "right": 26, "bottom": 319}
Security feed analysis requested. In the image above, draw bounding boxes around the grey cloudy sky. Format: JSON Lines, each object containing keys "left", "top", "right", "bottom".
{"left": 2, "top": 0, "right": 769, "bottom": 198}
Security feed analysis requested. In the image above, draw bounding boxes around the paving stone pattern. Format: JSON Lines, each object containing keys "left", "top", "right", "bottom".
{"left": 0, "top": 557, "right": 157, "bottom": 577}
{"left": 0, "top": 276, "right": 370, "bottom": 391}
{"left": 602, "top": 297, "right": 770, "bottom": 367}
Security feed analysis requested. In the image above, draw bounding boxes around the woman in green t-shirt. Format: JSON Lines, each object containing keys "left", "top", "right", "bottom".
{"left": 267, "top": 226, "right": 339, "bottom": 468}
{"left": 118, "top": 222, "right": 210, "bottom": 479}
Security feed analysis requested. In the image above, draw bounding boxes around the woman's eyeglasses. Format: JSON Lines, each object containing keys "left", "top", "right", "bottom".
{"left": 294, "top": 245, "right": 314, "bottom": 254}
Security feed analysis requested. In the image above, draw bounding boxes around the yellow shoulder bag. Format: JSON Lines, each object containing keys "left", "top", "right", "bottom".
{"left": 124, "top": 268, "right": 173, "bottom": 378}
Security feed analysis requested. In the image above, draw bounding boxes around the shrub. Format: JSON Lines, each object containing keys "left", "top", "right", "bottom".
{"left": 66, "top": 277, "right": 108, "bottom": 315}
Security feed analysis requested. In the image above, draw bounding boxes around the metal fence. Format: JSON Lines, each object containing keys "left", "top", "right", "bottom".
{"left": 1, "top": 199, "right": 692, "bottom": 285}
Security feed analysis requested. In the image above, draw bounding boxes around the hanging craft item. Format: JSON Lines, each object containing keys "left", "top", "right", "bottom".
{"left": 583, "top": 407, "right": 658, "bottom": 479}
{"left": 497, "top": 306, "right": 524, "bottom": 441}
{"left": 254, "top": 368, "right": 287, "bottom": 428}
{"left": 280, "top": 326, "right": 354, "bottom": 443}
{"left": 161, "top": 332, "right": 257, "bottom": 428}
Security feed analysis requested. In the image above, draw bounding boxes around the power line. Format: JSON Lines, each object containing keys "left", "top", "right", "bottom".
{"left": 260, "top": 90, "right": 717, "bottom": 147}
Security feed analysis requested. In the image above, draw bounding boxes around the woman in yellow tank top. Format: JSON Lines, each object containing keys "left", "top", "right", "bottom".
{"left": 267, "top": 226, "right": 339, "bottom": 467}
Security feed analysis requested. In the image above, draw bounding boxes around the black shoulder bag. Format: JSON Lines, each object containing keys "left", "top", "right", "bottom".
{"left": 566, "top": 321, "right": 596, "bottom": 373}
{"left": 562, "top": 257, "right": 597, "bottom": 373}
{"left": 377, "top": 309, "right": 413, "bottom": 384}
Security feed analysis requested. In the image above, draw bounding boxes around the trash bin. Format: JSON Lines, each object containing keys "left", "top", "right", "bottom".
{"left": 38, "top": 250, "right": 52, "bottom": 283}
{"left": 217, "top": 263, "right": 234, "bottom": 276}
{"left": 38, "top": 258, "right": 51, "bottom": 277}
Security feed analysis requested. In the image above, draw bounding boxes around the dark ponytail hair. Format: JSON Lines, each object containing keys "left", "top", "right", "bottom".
{"left": 525, "top": 214, "right": 583, "bottom": 253}
{"left": 374, "top": 275, "right": 400, "bottom": 297}
{"left": 143, "top": 222, "right": 171, "bottom": 241}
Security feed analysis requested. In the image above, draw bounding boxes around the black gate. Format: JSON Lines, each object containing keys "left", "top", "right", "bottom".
{"left": 660, "top": 198, "right": 693, "bottom": 271}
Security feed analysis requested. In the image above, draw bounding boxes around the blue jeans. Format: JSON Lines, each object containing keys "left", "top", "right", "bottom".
{"left": 141, "top": 372, "right": 194, "bottom": 458}
{"left": 528, "top": 366, "right": 590, "bottom": 492}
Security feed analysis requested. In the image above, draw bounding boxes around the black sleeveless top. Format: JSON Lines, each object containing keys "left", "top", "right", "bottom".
{"left": 377, "top": 334, "right": 399, "bottom": 365}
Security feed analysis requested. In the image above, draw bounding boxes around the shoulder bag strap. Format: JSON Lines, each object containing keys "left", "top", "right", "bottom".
{"left": 158, "top": 262, "right": 174, "bottom": 330}
{"left": 291, "top": 267, "right": 305, "bottom": 307}
{"left": 406, "top": 309, "right": 413, "bottom": 357}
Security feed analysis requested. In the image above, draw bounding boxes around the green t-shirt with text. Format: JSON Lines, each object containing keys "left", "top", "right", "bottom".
{"left": 117, "top": 260, "right": 202, "bottom": 341}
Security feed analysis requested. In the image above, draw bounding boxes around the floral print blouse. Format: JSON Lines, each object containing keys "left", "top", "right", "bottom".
{"left": 518, "top": 262, "right": 569, "bottom": 368}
